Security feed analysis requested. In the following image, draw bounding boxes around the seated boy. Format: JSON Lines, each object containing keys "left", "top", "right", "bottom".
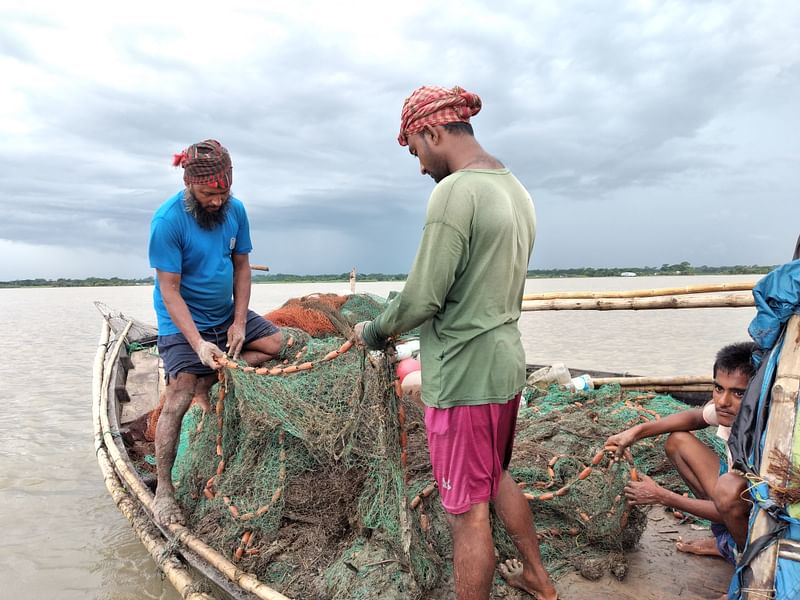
{"left": 604, "top": 341, "right": 756, "bottom": 563}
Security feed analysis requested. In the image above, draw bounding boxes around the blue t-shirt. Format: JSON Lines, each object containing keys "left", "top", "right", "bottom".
{"left": 148, "top": 190, "right": 253, "bottom": 335}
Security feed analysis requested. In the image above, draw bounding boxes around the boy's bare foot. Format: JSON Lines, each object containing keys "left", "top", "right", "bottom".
{"left": 152, "top": 493, "right": 186, "bottom": 526}
{"left": 675, "top": 536, "right": 721, "bottom": 557}
{"left": 498, "top": 558, "right": 558, "bottom": 599}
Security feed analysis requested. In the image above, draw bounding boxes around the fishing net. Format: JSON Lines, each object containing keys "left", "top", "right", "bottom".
{"left": 157, "top": 293, "right": 724, "bottom": 599}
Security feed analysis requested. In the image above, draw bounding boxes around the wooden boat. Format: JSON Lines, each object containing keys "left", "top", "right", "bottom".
{"left": 93, "top": 301, "right": 733, "bottom": 600}
{"left": 525, "top": 364, "right": 711, "bottom": 406}
{"left": 93, "top": 302, "right": 290, "bottom": 600}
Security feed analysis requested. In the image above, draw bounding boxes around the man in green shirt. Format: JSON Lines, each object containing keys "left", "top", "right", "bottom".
{"left": 354, "top": 85, "right": 556, "bottom": 600}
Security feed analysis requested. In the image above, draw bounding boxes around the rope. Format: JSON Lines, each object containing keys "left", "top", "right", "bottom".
{"left": 214, "top": 338, "right": 355, "bottom": 376}
{"left": 156, "top": 537, "right": 182, "bottom": 567}
{"left": 738, "top": 587, "right": 776, "bottom": 599}
{"left": 198, "top": 368, "right": 288, "bottom": 561}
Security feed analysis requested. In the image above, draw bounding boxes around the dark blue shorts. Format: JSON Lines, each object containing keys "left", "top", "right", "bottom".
{"left": 157, "top": 310, "right": 279, "bottom": 379}
{"left": 711, "top": 522, "right": 738, "bottom": 565}
{"left": 710, "top": 455, "right": 738, "bottom": 565}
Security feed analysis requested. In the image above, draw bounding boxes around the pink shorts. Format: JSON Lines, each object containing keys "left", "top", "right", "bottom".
{"left": 424, "top": 394, "right": 521, "bottom": 514}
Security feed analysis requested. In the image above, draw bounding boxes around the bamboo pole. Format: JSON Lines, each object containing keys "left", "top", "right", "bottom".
{"left": 521, "top": 292, "right": 755, "bottom": 312}
{"left": 97, "top": 321, "right": 291, "bottom": 600}
{"left": 746, "top": 314, "right": 800, "bottom": 599}
{"left": 93, "top": 320, "right": 111, "bottom": 454}
{"left": 522, "top": 281, "right": 757, "bottom": 301}
{"left": 93, "top": 321, "right": 215, "bottom": 600}
{"left": 250, "top": 264, "right": 270, "bottom": 271}
{"left": 617, "top": 385, "right": 713, "bottom": 393}
{"left": 592, "top": 375, "right": 713, "bottom": 387}
{"left": 98, "top": 443, "right": 214, "bottom": 600}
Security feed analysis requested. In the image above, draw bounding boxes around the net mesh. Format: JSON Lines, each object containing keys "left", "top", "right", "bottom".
{"left": 160, "top": 293, "right": 722, "bottom": 598}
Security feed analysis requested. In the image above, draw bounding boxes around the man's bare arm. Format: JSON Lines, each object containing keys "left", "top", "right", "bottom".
{"left": 157, "top": 269, "right": 224, "bottom": 367}
{"left": 227, "top": 254, "right": 252, "bottom": 358}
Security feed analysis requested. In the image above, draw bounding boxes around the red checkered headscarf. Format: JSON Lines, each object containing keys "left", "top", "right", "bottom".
{"left": 172, "top": 139, "right": 233, "bottom": 189}
{"left": 397, "top": 85, "right": 482, "bottom": 146}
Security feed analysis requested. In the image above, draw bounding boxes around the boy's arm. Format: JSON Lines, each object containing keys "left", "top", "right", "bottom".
{"left": 605, "top": 408, "right": 708, "bottom": 457}
{"left": 624, "top": 474, "right": 724, "bottom": 522}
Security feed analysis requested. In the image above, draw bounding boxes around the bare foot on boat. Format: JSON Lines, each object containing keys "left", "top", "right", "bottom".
{"left": 675, "top": 536, "right": 721, "bottom": 557}
{"left": 498, "top": 558, "right": 558, "bottom": 599}
{"left": 153, "top": 493, "right": 185, "bottom": 526}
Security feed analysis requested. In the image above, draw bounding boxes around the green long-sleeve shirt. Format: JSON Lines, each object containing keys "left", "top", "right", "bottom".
{"left": 362, "top": 168, "right": 536, "bottom": 408}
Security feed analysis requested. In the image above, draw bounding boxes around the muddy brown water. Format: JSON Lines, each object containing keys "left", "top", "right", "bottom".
{"left": 0, "top": 275, "right": 755, "bottom": 598}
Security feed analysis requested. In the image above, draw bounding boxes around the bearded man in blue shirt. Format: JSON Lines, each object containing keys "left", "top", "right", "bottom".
{"left": 148, "top": 139, "right": 281, "bottom": 526}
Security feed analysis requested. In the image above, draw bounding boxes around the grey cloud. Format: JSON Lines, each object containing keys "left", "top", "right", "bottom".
{"left": 0, "top": 1, "right": 797, "bottom": 280}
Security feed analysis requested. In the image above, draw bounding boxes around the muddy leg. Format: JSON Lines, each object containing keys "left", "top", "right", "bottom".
{"left": 153, "top": 372, "right": 198, "bottom": 526}
{"left": 494, "top": 472, "right": 557, "bottom": 600}
{"left": 446, "top": 502, "right": 495, "bottom": 600}
{"left": 241, "top": 330, "right": 282, "bottom": 366}
{"left": 664, "top": 431, "right": 721, "bottom": 500}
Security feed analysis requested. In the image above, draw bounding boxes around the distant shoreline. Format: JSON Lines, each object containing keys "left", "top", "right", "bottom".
{"left": 0, "top": 263, "right": 776, "bottom": 289}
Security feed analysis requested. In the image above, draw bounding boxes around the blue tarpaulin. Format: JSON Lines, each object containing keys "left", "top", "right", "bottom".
{"left": 748, "top": 260, "right": 800, "bottom": 357}
{"left": 727, "top": 260, "right": 800, "bottom": 599}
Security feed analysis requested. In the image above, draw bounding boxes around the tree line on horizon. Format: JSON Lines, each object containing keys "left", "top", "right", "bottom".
{"left": 0, "top": 261, "right": 776, "bottom": 289}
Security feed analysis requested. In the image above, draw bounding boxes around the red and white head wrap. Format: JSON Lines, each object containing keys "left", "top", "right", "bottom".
{"left": 397, "top": 85, "right": 482, "bottom": 146}
{"left": 172, "top": 139, "right": 233, "bottom": 189}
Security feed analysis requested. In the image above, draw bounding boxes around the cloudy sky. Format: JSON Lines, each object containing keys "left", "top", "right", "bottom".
{"left": 0, "top": 0, "right": 797, "bottom": 280}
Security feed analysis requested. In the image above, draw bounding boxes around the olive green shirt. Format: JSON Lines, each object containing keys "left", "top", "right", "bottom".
{"left": 362, "top": 168, "right": 536, "bottom": 408}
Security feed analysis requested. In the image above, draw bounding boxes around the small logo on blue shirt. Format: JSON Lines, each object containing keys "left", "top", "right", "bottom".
{"left": 229, "top": 237, "right": 236, "bottom": 250}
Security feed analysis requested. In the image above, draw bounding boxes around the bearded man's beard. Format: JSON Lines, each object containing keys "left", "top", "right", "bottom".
{"left": 184, "top": 189, "right": 229, "bottom": 230}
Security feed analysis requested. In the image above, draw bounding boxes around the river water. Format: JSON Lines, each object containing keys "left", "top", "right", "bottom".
{"left": 0, "top": 275, "right": 758, "bottom": 599}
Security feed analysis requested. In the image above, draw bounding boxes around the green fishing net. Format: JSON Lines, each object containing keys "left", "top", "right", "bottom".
{"left": 164, "top": 294, "right": 722, "bottom": 599}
